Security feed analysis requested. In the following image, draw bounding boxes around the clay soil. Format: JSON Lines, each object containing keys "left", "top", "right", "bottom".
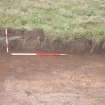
{"left": 0, "top": 55, "right": 105, "bottom": 105}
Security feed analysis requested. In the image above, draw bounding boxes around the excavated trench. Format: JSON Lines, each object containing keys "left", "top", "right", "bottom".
{"left": 0, "top": 27, "right": 105, "bottom": 54}
{"left": 0, "top": 28, "right": 105, "bottom": 105}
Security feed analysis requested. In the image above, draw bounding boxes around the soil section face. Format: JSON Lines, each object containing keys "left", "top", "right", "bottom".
{"left": 0, "top": 27, "right": 105, "bottom": 54}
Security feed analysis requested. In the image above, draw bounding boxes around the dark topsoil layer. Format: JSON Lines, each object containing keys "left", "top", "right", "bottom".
{"left": 0, "top": 27, "right": 105, "bottom": 54}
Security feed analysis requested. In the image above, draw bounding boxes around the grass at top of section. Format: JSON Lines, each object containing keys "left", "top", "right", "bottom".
{"left": 0, "top": 0, "right": 105, "bottom": 40}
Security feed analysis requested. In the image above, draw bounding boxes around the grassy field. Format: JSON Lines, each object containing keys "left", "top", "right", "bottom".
{"left": 0, "top": 0, "right": 105, "bottom": 40}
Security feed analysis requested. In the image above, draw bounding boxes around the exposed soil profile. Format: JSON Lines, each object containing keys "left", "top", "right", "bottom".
{"left": 0, "top": 27, "right": 105, "bottom": 54}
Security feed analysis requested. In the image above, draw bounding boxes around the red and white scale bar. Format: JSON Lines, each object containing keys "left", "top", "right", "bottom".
{"left": 5, "top": 28, "right": 9, "bottom": 53}
{"left": 5, "top": 28, "right": 68, "bottom": 56}
{"left": 11, "top": 53, "right": 68, "bottom": 56}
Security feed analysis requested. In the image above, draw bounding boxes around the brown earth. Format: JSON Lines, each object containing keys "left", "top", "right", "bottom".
{"left": 0, "top": 55, "right": 105, "bottom": 105}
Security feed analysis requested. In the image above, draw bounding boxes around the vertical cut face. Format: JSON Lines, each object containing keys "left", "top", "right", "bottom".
{"left": 5, "top": 28, "right": 45, "bottom": 53}
{"left": 0, "top": 28, "right": 6, "bottom": 53}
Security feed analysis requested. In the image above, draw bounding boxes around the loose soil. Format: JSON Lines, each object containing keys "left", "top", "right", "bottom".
{"left": 0, "top": 55, "right": 105, "bottom": 105}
